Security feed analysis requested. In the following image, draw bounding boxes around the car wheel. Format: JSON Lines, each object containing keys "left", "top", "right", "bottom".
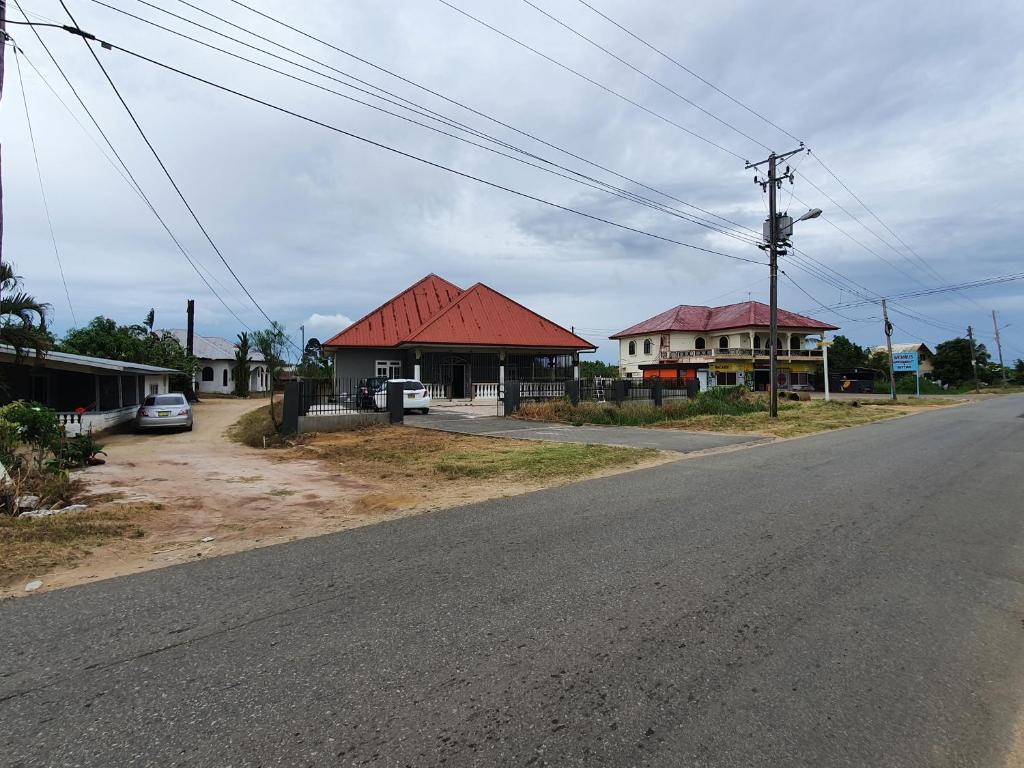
{"left": 187, "top": 423, "right": 194, "bottom": 432}
{"left": 421, "top": 408, "right": 429, "bottom": 414}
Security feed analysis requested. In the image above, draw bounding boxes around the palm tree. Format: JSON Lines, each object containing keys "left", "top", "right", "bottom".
{"left": 234, "top": 331, "right": 251, "bottom": 397}
{"left": 1, "top": 263, "right": 51, "bottom": 358}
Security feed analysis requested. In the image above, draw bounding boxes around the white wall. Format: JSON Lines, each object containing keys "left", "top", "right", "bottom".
{"left": 616, "top": 328, "right": 812, "bottom": 375}
{"left": 143, "top": 374, "right": 170, "bottom": 396}
{"left": 195, "top": 360, "right": 268, "bottom": 394}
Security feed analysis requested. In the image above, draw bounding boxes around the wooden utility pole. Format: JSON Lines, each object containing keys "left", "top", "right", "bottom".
{"left": 881, "top": 299, "right": 897, "bottom": 401}
{"left": 967, "top": 324, "right": 980, "bottom": 393}
{"left": 992, "top": 310, "right": 1007, "bottom": 386}
{"left": 185, "top": 299, "right": 195, "bottom": 356}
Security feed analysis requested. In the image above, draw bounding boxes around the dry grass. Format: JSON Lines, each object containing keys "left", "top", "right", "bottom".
{"left": 0, "top": 503, "right": 158, "bottom": 587}
{"left": 287, "top": 425, "right": 659, "bottom": 484}
{"left": 227, "top": 400, "right": 285, "bottom": 447}
{"left": 663, "top": 399, "right": 951, "bottom": 438}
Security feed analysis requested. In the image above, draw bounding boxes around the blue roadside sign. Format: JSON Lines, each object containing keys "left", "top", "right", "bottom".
{"left": 892, "top": 351, "right": 919, "bottom": 372}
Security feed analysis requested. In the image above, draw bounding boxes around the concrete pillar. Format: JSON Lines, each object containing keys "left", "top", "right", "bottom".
{"left": 573, "top": 353, "right": 580, "bottom": 381}
{"left": 414, "top": 349, "right": 422, "bottom": 382}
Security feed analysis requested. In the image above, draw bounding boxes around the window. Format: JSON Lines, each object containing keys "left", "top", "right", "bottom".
{"left": 144, "top": 394, "right": 187, "bottom": 406}
{"left": 694, "top": 337, "right": 706, "bottom": 350}
{"left": 719, "top": 336, "right": 729, "bottom": 349}
{"left": 150, "top": 384, "right": 159, "bottom": 395}
{"left": 643, "top": 338, "right": 652, "bottom": 355}
{"left": 717, "top": 372, "right": 738, "bottom": 385}
{"left": 753, "top": 335, "right": 762, "bottom": 349}
{"left": 403, "top": 381, "right": 425, "bottom": 390}
{"left": 222, "top": 369, "right": 228, "bottom": 387}
{"left": 628, "top": 340, "right": 637, "bottom": 356}
{"left": 790, "top": 335, "right": 801, "bottom": 350}
{"left": 201, "top": 366, "right": 214, "bottom": 382}
{"left": 375, "top": 360, "right": 402, "bottom": 378}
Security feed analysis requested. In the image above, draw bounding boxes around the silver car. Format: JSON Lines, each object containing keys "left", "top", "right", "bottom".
{"left": 136, "top": 393, "right": 193, "bottom": 431}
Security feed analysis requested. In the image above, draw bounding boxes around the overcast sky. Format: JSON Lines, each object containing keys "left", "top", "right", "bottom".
{"left": 3, "top": 0, "right": 1022, "bottom": 362}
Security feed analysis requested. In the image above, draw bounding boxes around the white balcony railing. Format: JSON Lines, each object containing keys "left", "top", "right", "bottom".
{"left": 661, "top": 348, "right": 823, "bottom": 360}
{"left": 425, "top": 383, "right": 448, "bottom": 400}
{"left": 472, "top": 382, "right": 499, "bottom": 401}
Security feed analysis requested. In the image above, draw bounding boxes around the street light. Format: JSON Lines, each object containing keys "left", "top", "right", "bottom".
{"left": 796, "top": 208, "right": 822, "bottom": 222}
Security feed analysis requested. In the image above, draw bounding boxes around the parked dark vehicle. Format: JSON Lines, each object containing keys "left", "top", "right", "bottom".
{"left": 355, "top": 376, "right": 388, "bottom": 409}
{"left": 829, "top": 367, "right": 878, "bottom": 394}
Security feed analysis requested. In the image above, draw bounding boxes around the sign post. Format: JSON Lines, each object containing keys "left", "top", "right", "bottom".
{"left": 818, "top": 338, "right": 833, "bottom": 402}
{"left": 891, "top": 351, "right": 920, "bottom": 397}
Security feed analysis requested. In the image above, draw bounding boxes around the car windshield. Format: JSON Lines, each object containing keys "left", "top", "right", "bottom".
{"left": 403, "top": 381, "right": 425, "bottom": 391}
{"left": 144, "top": 395, "right": 185, "bottom": 406}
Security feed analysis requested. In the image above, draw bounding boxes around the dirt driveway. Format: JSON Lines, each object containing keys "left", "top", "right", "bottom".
{"left": 34, "top": 398, "right": 394, "bottom": 592}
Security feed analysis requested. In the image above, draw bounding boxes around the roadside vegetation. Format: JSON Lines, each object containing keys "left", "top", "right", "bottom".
{"left": 228, "top": 401, "right": 285, "bottom": 447}
{"left": 290, "top": 426, "right": 659, "bottom": 484}
{"left": 515, "top": 387, "right": 957, "bottom": 438}
{"left": 0, "top": 503, "right": 156, "bottom": 588}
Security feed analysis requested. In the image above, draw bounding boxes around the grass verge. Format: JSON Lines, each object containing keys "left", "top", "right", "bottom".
{"left": 290, "top": 426, "right": 659, "bottom": 484}
{"left": 228, "top": 399, "right": 285, "bottom": 448}
{"left": 1, "top": 503, "right": 157, "bottom": 587}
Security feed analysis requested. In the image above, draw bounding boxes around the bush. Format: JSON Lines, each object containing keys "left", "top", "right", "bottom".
{"left": 516, "top": 386, "right": 772, "bottom": 426}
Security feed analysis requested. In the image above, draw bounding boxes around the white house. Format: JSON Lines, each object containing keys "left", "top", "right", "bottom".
{"left": 167, "top": 330, "right": 268, "bottom": 395}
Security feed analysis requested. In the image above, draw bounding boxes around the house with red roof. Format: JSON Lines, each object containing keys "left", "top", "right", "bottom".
{"left": 610, "top": 301, "right": 838, "bottom": 391}
{"left": 322, "top": 274, "right": 595, "bottom": 401}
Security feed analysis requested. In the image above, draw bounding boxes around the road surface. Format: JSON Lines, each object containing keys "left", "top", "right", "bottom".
{"left": 2, "top": 395, "right": 1023, "bottom": 767}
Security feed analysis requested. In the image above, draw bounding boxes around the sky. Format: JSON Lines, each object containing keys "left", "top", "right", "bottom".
{"left": 3, "top": 0, "right": 1022, "bottom": 364}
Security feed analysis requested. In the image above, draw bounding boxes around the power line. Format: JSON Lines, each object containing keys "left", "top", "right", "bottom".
{"left": 56, "top": 0, "right": 289, "bottom": 344}
{"left": 574, "top": 0, "right": 802, "bottom": 144}
{"left": 87, "top": 0, "right": 765, "bottom": 248}
{"left": 10, "top": 41, "right": 77, "bottom": 326}
{"left": 221, "top": 0, "right": 758, "bottom": 236}
{"left": 806, "top": 273, "right": 1024, "bottom": 312}
{"left": 44, "top": 22, "right": 766, "bottom": 266}
{"left": 518, "top": 0, "right": 772, "bottom": 152}
{"left": 10, "top": 0, "right": 255, "bottom": 330}
{"left": 433, "top": 0, "right": 750, "bottom": 161}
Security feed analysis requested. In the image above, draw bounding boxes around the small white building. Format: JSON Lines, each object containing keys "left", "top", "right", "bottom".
{"left": 167, "top": 330, "right": 268, "bottom": 395}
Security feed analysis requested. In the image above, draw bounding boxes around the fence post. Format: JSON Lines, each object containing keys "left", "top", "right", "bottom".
{"left": 567, "top": 380, "right": 580, "bottom": 406}
{"left": 387, "top": 381, "right": 404, "bottom": 424}
{"left": 652, "top": 379, "right": 663, "bottom": 407}
{"left": 282, "top": 380, "right": 300, "bottom": 434}
{"left": 686, "top": 379, "right": 699, "bottom": 399}
{"left": 503, "top": 380, "right": 521, "bottom": 415}
{"left": 613, "top": 379, "right": 627, "bottom": 406}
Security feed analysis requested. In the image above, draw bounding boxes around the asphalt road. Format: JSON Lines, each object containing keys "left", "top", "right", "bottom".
{"left": 3, "top": 395, "right": 1023, "bottom": 767}
{"left": 406, "top": 411, "right": 765, "bottom": 452}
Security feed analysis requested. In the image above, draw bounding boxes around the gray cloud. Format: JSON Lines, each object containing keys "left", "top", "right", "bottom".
{"left": 3, "top": 0, "right": 1022, "bottom": 362}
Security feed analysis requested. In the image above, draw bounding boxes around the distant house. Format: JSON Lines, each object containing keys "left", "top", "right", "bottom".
{"left": 322, "top": 274, "right": 594, "bottom": 401}
{"left": 0, "top": 344, "right": 177, "bottom": 434}
{"left": 611, "top": 301, "right": 838, "bottom": 391}
{"left": 166, "top": 330, "right": 268, "bottom": 394}
{"left": 871, "top": 342, "right": 934, "bottom": 378}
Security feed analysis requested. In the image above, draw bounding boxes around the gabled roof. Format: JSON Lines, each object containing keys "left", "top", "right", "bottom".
{"left": 323, "top": 274, "right": 463, "bottom": 348}
{"left": 610, "top": 300, "right": 838, "bottom": 338}
{"left": 406, "top": 283, "right": 595, "bottom": 349}
{"left": 871, "top": 342, "right": 934, "bottom": 356}
{"left": 166, "top": 330, "right": 265, "bottom": 362}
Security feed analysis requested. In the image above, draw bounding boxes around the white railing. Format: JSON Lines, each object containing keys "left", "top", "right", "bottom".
{"left": 662, "top": 348, "right": 823, "bottom": 360}
{"left": 472, "top": 382, "right": 499, "bottom": 401}
{"left": 425, "top": 383, "right": 448, "bottom": 400}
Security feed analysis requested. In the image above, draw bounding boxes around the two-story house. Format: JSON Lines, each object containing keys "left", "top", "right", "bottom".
{"left": 610, "top": 301, "right": 838, "bottom": 391}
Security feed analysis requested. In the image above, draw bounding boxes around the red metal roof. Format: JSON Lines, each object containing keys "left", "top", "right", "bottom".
{"left": 322, "top": 274, "right": 462, "bottom": 348}
{"left": 323, "top": 275, "right": 595, "bottom": 350}
{"left": 610, "top": 301, "right": 838, "bottom": 338}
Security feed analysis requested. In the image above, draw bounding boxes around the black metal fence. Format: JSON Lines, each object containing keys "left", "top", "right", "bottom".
{"left": 295, "top": 376, "right": 389, "bottom": 416}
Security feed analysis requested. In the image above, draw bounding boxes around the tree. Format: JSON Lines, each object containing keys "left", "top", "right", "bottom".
{"left": 297, "top": 337, "right": 329, "bottom": 378}
{"left": 580, "top": 360, "right": 618, "bottom": 378}
{"left": 827, "top": 335, "right": 868, "bottom": 371}
{"left": 58, "top": 314, "right": 197, "bottom": 392}
{"left": 1013, "top": 359, "right": 1024, "bottom": 384}
{"left": 866, "top": 349, "right": 890, "bottom": 383}
{"left": 0, "top": 263, "right": 51, "bottom": 359}
{"left": 253, "top": 322, "right": 289, "bottom": 428}
{"left": 932, "top": 338, "right": 982, "bottom": 387}
{"left": 234, "top": 332, "right": 252, "bottom": 398}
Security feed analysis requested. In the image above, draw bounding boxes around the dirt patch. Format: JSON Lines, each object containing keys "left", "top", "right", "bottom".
{"left": 2, "top": 399, "right": 668, "bottom": 597}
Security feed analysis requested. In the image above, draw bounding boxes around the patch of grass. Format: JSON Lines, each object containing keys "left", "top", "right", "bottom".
{"left": 267, "top": 488, "right": 296, "bottom": 497}
{"left": 297, "top": 425, "right": 657, "bottom": 484}
{"left": 228, "top": 400, "right": 286, "bottom": 448}
{"left": 0, "top": 503, "right": 155, "bottom": 586}
{"left": 670, "top": 399, "right": 942, "bottom": 438}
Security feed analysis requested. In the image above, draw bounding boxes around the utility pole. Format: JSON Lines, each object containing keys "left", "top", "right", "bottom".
{"left": 967, "top": 324, "right": 980, "bottom": 393}
{"left": 881, "top": 299, "right": 897, "bottom": 401}
{"left": 185, "top": 299, "right": 195, "bottom": 357}
{"left": 992, "top": 310, "right": 1007, "bottom": 386}
{"left": 1, "top": 0, "right": 6, "bottom": 279}
{"left": 300, "top": 324, "right": 305, "bottom": 359}
{"left": 746, "top": 146, "right": 805, "bottom": 418}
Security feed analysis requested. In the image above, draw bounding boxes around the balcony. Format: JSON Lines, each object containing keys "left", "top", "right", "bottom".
{"left": 661, "top": 348, "right": 823, "bottom": 361}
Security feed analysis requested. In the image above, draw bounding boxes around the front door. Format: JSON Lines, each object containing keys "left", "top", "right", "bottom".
{"left": 451, "top": 365, "right": 466, "bottom": 399}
